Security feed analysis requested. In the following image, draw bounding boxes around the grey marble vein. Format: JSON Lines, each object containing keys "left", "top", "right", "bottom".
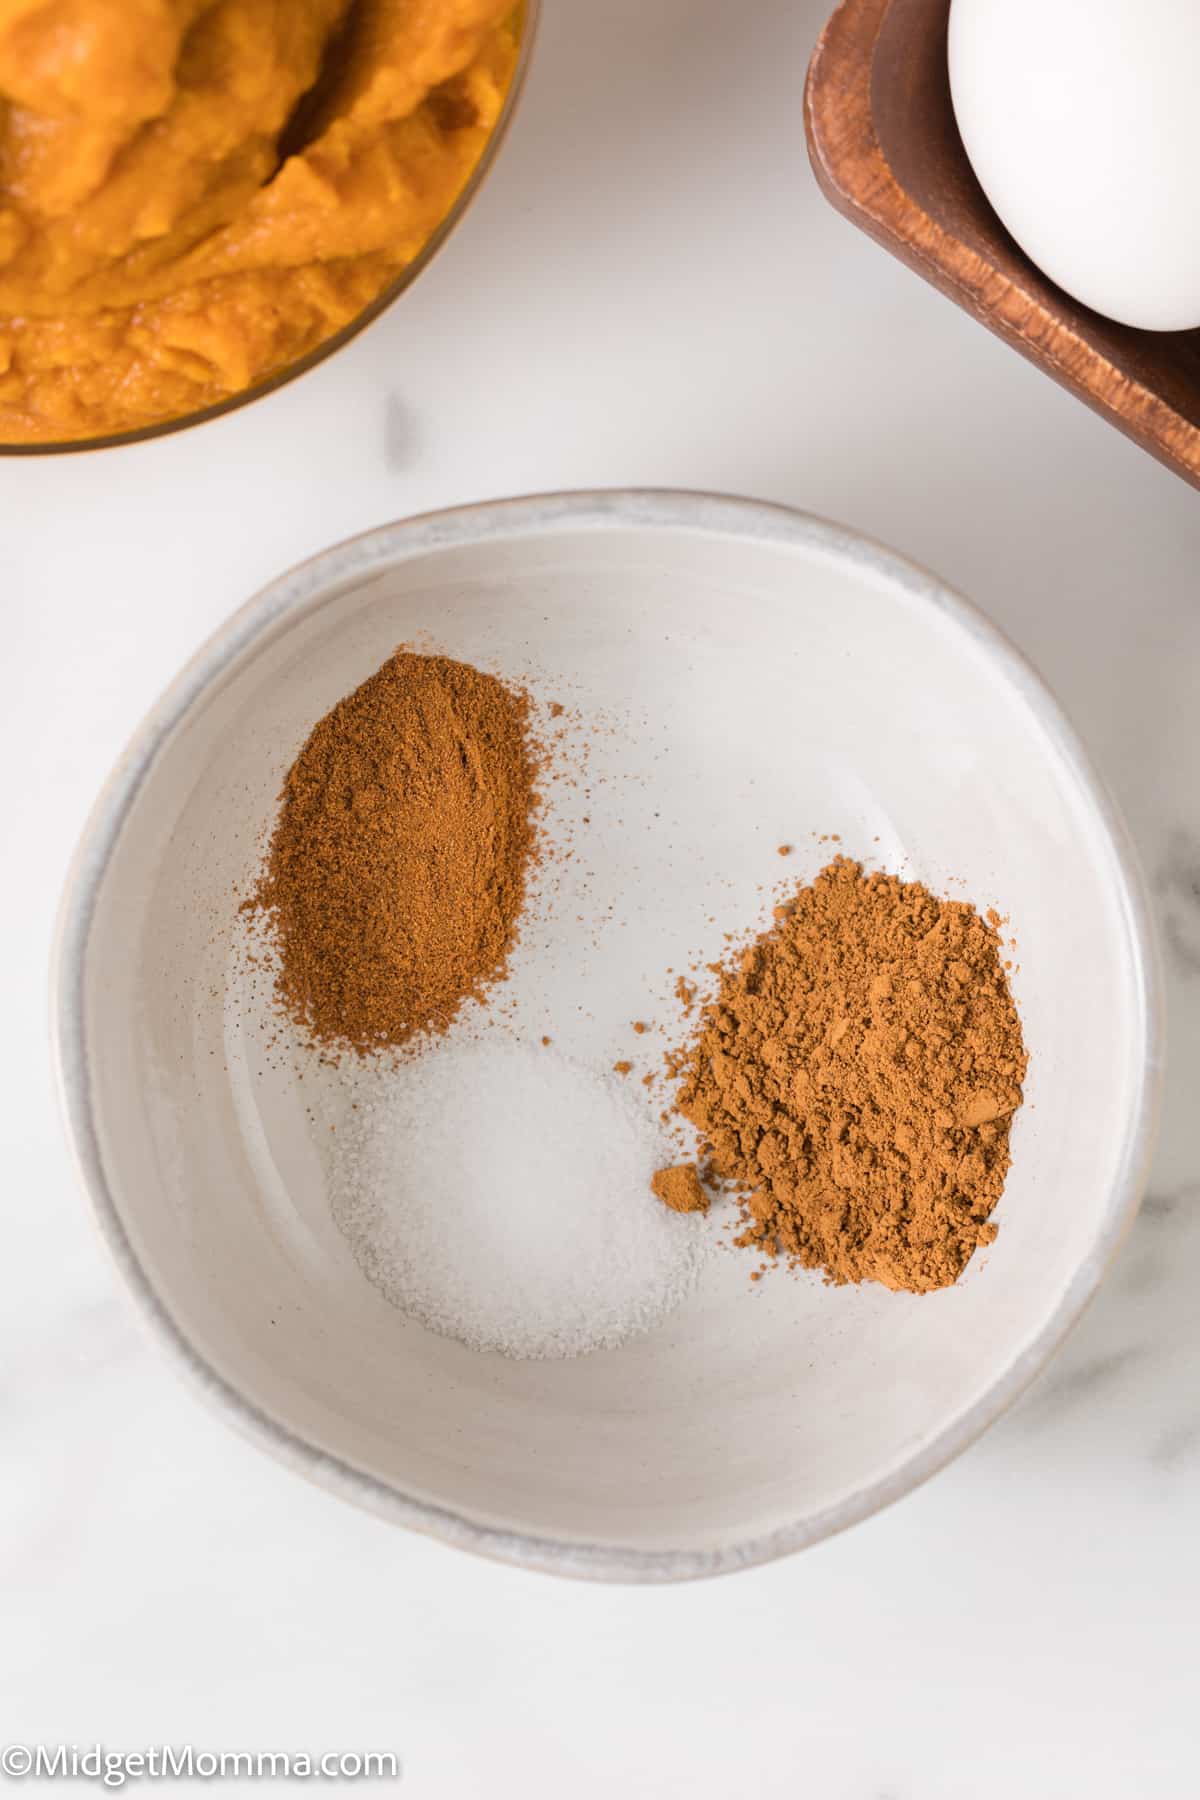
{"left": 1157, "top": 830, "right": 1200, "bottom": 980}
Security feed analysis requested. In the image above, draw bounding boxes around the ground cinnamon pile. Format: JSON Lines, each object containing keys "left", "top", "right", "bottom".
{"left": 248, "top": 650, "right": 538, "bottom": 1055}
{"left": 657, "top": 858, "right": 1028, "bottom": 1293}
{"left": 651, "top": 1163, "right": 710, "bottom": 1215}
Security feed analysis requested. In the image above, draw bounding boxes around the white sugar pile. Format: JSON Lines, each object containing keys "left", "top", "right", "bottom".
{"left": 329, "top": 1042, "right": 707, "bottom": 1359}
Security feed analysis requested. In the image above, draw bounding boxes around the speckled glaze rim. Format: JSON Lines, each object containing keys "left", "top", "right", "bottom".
{"left": 51, "top": 491, "right": 1165, "bottom": 1582}
{"left": 2, "top": 1, "right": 538, "bottom": 458}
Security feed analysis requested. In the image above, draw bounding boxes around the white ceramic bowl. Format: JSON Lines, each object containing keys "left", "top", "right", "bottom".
{"left": 53, "top": 492, "right": 1162, "bottom": 1581}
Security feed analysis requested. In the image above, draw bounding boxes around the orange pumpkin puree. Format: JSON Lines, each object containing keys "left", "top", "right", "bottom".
{"left": 0, "top": 0, "right": 517, "bottom": 443}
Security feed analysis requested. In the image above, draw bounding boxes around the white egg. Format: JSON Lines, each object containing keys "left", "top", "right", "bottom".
{"left": 949, "top": 0, "right": 1200, "bottom": 332}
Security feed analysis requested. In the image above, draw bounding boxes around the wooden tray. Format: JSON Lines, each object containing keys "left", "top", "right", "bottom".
{"left": 804, "top": 0, "right": 1200, "bottom": 492}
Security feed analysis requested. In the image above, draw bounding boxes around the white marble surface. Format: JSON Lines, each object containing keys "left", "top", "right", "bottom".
{"left": 5, "top": 0, "right": 1200, "bottom": 1790}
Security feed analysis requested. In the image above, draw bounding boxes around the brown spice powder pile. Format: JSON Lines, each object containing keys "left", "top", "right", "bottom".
{"left": 662, "top": 858, "right": 1028, "bottom": 1293}
{"left": 248, "top": 650, "right": 538, "bottom": 1055}
{"left": 651, "top": 1163, "right": 710, "bottom": 1215}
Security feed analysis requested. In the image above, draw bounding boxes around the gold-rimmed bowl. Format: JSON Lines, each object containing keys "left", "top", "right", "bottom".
{"left": 1, "top": 1, "right": 538, "bottom": 458}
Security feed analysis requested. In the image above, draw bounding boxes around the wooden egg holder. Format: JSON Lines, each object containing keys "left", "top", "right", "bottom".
{"left": 805, "top": 0, "right": 1200, "bottom": 492}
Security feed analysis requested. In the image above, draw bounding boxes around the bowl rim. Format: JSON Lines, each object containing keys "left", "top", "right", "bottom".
{"left": 50, "top": 488, "right": 1165, "bottom": 1582}
{"left": 2, "top": 0, "right": 539, "bottom": 458}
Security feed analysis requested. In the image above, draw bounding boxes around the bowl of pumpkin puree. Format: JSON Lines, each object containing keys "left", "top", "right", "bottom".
{"left": 0, "top": 0, "right": 534, "bottom": 450}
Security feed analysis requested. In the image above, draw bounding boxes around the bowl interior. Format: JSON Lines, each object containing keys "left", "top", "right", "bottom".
{"left": 65, "top": 500, "right": 1152, "bottom": 1572}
